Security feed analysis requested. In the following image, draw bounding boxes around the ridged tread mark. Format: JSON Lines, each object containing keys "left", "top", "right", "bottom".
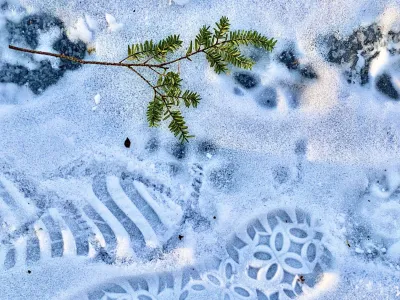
{"left": 0, "top": 195, "right": 19, "bottom": 230}
{"left": 0, "top": 172, "right": 45, "bottom": 251}
{"left": 163, "top": 164, "right": 209, "bottom": 253}
{"left": 119, "top": 174, "right": 167, "bottom": 235}
{"left": 86, "top": 182, "right": 138, "bottom": 259}
{"left": 0, "top": 180, "right": 19, "bottom": 207}
{"left": 40, "top": 214, "right": 64, "bottom": 258}
{"left": 0, "top": 159, "right": 201, "bottom": 270}
{"left": 33, "top": 219, "right": 52, "bottom": 259}
{"left": 92, "top": 174, "right": 147, "bottom": 255}
{"left": 83, "top": 265, "right": 210, "bottom": 299}
{"left": 0, "top": 174, "right": 45, "bottom": 268}
{"left": 83, "top": 209, "right": 333, "bottom": 300}
{"left": 61, "top": 217, "right": 89, "bottom": 256}
{"left": 26, "top": 233, "right": 41, "bottom": 264}
{"left": 158, "top": 272, "right": 174, "bottom": 294}
{"left": 182, "top": 164, "right": 210, "bottom": 232}
{"left": 86, "top": 274, "right": 173, "bottom": 299}
{"left": 0, "top": 175, "right": 37, "bottom": 215}
{"left": 189, "top": 164, "right": 203, "bottom": 206}
{"left": 2, "top": 204, "right": 103, "bottom": 268}
{"left": 4, "top": 247, "right": 16, "bottom": 270}
{"left": 130, "top": 173, "right": 172, "bottom": 198}
{"left": 107, "top": 176, "right": 160, "bottom": 248}
{"left": 0, "top": 181, "right": 22, "bottom": 231}
{"left": 0, "top": 169, "right": 98, "bottom": 269}
{"left": 59, "top": 202, "right": 92, "bottom": 256}
{"left": 48, "top": 208, "right": 78, "bottom": 256}
{"left": 82, "top": 204, "right": 118, "bottom": 256}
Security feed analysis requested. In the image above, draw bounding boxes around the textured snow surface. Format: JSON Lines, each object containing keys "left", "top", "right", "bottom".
{"left": 1, "top": 0, "right": 400, "bottom": 299}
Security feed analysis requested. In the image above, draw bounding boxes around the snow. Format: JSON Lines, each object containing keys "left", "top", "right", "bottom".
{"left": 68, "top": 18, "right": 93, "bottom": 44}
{"left": 84, "top": 14, "right": 98, "bottom": 32}
{"left": 173, "top": 0, "right": 192, "bottom": 5}
{"left": 388, "top": 241, "right": 400, "bottom": 260}
{"left": 93, "top": 93, "right": 100, "bottom": 105}
{"left": 105, "top": 13, "right": 123, "bottom": 33}
{"left": 0, "top": 0, "right": 400, "bottom": 299}
{"left": 92, "top": 93, "right": 100, "bottom": 110}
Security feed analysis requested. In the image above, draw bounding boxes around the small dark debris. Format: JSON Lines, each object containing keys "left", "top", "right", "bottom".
{"left": 346, "top": 240, "right": 351, "bottom": 248}
{"left": 27, "top": 270, "right": 32, "bottom": 274}
{"left": 178, "top": 234, "right": 184, "bottom": 240}
{"left": 124, "top": 138, "right": 131, "bottom": 148}
{"left": 213, "top": 216, "right": 216, "bottom": 219}
{"left": 297, "top": 275, "right": 305, "bottom": 283}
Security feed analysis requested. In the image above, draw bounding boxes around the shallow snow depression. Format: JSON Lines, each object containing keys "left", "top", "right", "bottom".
{"left": 1, "top": 0, "right": 400, "bottom": 299}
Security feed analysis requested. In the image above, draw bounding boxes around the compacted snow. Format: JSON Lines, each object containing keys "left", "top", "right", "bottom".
{"left": 0, "top": 0, "right": 400, "bottom": 299}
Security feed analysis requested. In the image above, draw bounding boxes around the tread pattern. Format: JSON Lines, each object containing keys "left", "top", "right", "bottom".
{"left": 0, "top": 167, "right": 185, "bottom": 269}
{"left": 82, "top": 208, "right": 333, "bottom": 300}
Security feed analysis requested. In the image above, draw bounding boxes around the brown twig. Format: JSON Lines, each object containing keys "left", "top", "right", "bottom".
{"left": 8, "top": 45, "right": 168, "bottom": 69}
{"left": 9, "top": 37, "right": 240, "bottom": 71}
{"left": 119, "top": 49, "right": 152, "bottom": 63}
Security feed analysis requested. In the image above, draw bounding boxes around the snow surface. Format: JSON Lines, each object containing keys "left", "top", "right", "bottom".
{"left": 0, "top": 0, "right": 400, "bottom": 299}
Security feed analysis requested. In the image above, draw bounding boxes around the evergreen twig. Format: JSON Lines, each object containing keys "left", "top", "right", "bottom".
{"left": 9, "top": 16, "right": 276, "bottom": 142}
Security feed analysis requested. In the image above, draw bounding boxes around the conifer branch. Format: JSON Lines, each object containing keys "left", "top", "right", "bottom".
{"left": 9, "top": 16, "right": 276, "bottom": 142}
